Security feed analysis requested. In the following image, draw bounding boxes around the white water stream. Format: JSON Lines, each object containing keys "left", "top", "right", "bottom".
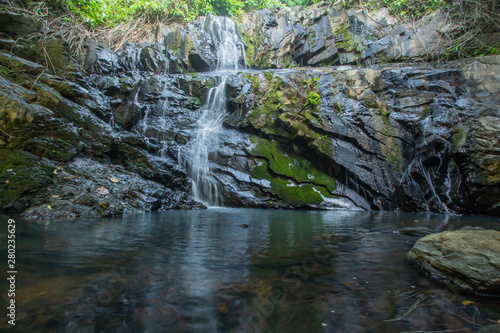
{"left": 181, "top": 16, "right": 244, "bottom": 206}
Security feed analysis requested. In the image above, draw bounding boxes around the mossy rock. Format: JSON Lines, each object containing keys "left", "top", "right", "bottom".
{"left": 185, "top": 96, "right": 202, "bottom": 110}
{"left": 251, "top": 160, "right": 333, "bottom": 205}
{"left": 451, "top": 127, "right": 467, "bottom": 150}
{"left": 373, "top": 115, "right": 402, "bottom": 171}
{"left": 20, "top": 136, "right": 78, "bottom": 162}
{"left": 251, "top": 138, "right": 336, "bottom": 193}
{"left": 0, "top": 149, "right": 55, "bottom": 210}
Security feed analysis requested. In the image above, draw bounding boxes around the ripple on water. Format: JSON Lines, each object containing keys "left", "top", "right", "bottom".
{"left": 1, "top": 209, "right": 499, "bottom": 332}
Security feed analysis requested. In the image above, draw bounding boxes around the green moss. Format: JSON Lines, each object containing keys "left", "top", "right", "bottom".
{"left": 308, "top": 92, "right": 321, "bottom": 106}
{"left": 381, "top": 113, "right": 392, "bottom": 130}
{"left": 234, "top": 93, "right": 246, "bottom": 104}
{"left": 333, "top": 102, "right": 344, "bottom": 114}
{"left": 265, "top": 71, "right": 273, "bottom": 82}
{"left": 251, "top": 160, "right": 331, "bottom": 205}
{"left": 0, "top": 65, "right": 13, "bottom": 79}
{"left": 247, "top": 73, "right": 285, "bottom": 128}
{"left": 377, "top": 56, "right": 395, "bottom": 64}
{"left": 258, "top": 51, "right": 274, "bottom": 69}
{"left": 451, "top": 127, "right": 467, "bottom": 149}
{"left": 186, "top": 96, "right": 201, "bottom": 109}
{"left": 0, "top": 149, "right": 54, "bottom": 206}
{"left": 387, "top": 139, "right": 401, "bottom": 167}
{"left": 336, "top": 24, "right": 356, "bottom": 52}
{"left": 247, "top": 74, "right": 261, "bottom": 91}
{"left": 240, "top": 31, "right": 255, "bottom": 67}
{"left": 311, "top": 135, "right": 335, "bottom": 156}
{"left": 251, "top": 138, "right": 336, "bottom": 193}
{"left": 364, "top": 97, "right": 378, "bottom": 109}
{"left": 420, "top": 106, "right": 430, "bottom": 120}
{"left": 310, "top": 30, "right": 317, "bottom": 48}
{"left": 365, "top": 34, "right": 377, "bottom": 42}
{"left": 372, "top": 115, "right": 402, "bottom": 171}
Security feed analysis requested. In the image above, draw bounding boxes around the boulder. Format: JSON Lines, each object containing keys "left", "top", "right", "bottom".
{"left": 408, "top": 230, "right": 500, "bottom": 295}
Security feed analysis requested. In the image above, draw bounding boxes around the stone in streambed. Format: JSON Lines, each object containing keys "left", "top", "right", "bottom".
{"left": 408, "top": 230, "right": 500, "bottom": 296}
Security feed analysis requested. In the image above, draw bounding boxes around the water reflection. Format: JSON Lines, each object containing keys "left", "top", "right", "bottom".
{"left": 0, "top": 210, "right": 499, "bottom": 332}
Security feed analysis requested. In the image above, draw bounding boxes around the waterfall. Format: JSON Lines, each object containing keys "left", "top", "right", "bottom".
{"left": 181, "top": 16, "right": 244, "bottom": 207}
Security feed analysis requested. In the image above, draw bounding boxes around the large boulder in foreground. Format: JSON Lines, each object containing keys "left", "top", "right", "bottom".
{"left": 408, "top": 230, "right": 500, "bottom": 296}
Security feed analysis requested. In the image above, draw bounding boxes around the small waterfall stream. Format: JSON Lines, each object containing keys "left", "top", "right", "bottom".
{"left": 181, "top": 16, "right": 245, "bottom": 207}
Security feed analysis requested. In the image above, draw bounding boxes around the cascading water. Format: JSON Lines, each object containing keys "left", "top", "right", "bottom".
{"left": 181, "top": 16, "right": 245, "bottom": 206}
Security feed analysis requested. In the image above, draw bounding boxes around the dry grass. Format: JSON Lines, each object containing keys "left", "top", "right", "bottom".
{"left": 2, "top": 0, "right": 166, "bottom": 65}
{"left": 439, "top": 0, "right": 500, "bottom": 58}
{"left": 2, "top": 0, "right": 498, "bottom": 69}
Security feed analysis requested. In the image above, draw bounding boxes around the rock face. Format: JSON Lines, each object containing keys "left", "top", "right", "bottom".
{"left": 237, "top": 3, "right": 453, "bottom": 69}
{"left": 0, "top": 7, "right": 499, "bottom": 218}
{"left": 81, "top": 3, "right": 458, "bottom": 75}
{"left": 408, "top": 230, "right": 500, "bottom": 295}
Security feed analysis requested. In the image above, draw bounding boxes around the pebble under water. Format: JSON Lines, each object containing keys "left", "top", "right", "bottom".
{"left": 1, "top": 210, "right": 499, "bottom": 332}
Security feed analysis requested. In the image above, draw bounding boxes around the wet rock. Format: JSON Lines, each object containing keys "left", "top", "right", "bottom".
{"left": 162, "top": 14, "right": 245, "bottom": 72}
{"left": 20, "top": 158, "right": 194, "bottom": 220}
{"left": 37, "top": 35, "right": 79, "bottom": 76}
{"left": 84, "top": 45, "right": 121, "bottom": 74}
{"left": 458, "top": 226, "right": 485, "bottom": 231}
{"left": 398, "top": 227, "right": 434, "bottom": 237}
{"left": 0, "top": 51, "right": 46, "bottom": 76}
{"left": 0, "top": 9, "right": 499, "bottom": 218}
{"left": 236, "top": 4, "right": 453, "bottom": 69}
{"left": 0, "top": 149, "right": 55, "bottom": 212}
{"left": 138, "top": 45, "right": 169, "bottom": 73}
{"left": 408, "top": 230, "right": 500, "bottom": 295}
{"left": 0, "top": 11, "right": 38, "bottom": 38}
{"left": 467, "top": 116, "right": 500, "bottom": 215}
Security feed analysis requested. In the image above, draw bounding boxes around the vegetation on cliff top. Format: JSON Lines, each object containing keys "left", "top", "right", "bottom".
{"left": 49, "top": 0, "right": 317, "bottom": 26}
{"left": 2, "top": 0, "right": 498, "bottom": 58}
{"left": 7, "top": 0, "right": 497, "bottom": 27}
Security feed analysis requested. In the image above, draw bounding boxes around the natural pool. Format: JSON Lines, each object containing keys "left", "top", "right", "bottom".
{"left": 1, "top": 209, "right": 499, "bottom": 332}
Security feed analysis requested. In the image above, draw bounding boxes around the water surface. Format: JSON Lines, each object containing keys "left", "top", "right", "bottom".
{"left": 1, "top": 209, "right": 499, "bottom": 332}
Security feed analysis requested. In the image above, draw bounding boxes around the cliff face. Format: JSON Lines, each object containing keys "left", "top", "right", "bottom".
{"left": 0, "top": 5, "right": 499, "bottom": 219}
{"left": 237, "top": 4, "right": 452, "bottom": 68}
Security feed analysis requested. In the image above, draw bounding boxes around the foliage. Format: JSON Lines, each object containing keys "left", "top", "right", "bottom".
{"left": 340, "top": 0, "right": 499, "bottom": 58}
{"left": 279, "top": 0, "right": 316, "bottom": 6}
{"left": 308, "top": 92, "right": 321, "bottom": 106}
{"left": 25, "top": 0, "right": 500, "bottom": 59}
{"left": 54, "top": 0, "right": 304, "bottom": 26}
{"left": 339, "top": 0, "right": 455, "bottom": 19}
{"left": 57, "top": 0, "right": 214, "bottom": 25}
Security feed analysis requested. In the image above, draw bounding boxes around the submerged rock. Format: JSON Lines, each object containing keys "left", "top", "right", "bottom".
{"left": 478, "top": 324, "right": 500, "bottom": 333}
{"left": 398, "top": 227, "right": 434, "bottom": 236}
{"left": 408, "top": 230, "right": 500, "bottom": 296}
